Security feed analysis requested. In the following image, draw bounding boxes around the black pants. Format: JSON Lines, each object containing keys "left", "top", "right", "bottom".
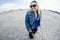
{"left": 32, "top": 28, "right": 37, "bottom": 34}
{"left": 29, "top": 28, "right": 37, "bottom": 39}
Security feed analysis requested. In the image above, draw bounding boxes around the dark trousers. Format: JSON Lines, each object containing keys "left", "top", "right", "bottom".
{"left": 29, "top": 28, "right": 37, "bottom": 39}
{"left": 32, "top": 28, "right": 37, "bottom": 34}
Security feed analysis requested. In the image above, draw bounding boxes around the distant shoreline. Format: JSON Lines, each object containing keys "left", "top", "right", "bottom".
{"left": 0, "top": 9, "right": 60, "bottom": 15}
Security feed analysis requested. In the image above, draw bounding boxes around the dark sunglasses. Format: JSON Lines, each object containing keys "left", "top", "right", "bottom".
{"left": 30, "top": 5, "right": 36, "bottom": 8}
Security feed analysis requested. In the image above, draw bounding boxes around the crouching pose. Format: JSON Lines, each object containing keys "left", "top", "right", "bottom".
{"left": 25, "top": 0, "right": 42, "bottom": 39}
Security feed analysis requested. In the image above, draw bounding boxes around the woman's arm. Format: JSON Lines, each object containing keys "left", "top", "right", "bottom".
{"left": 25, "top": 11, "right": 31, "bottom": 32}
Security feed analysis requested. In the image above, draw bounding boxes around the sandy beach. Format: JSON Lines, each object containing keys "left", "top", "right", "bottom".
{"left": 0, "top": 9, "right": 60, "bottom": 40}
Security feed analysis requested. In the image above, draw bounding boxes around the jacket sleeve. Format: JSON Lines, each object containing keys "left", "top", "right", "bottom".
{"left": 25, "top": 11, "right": 31, "bottom": 32}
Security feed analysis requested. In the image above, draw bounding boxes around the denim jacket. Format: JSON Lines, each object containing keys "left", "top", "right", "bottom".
{"left": 25, "top": 11, "right": 42, "bottom": 32}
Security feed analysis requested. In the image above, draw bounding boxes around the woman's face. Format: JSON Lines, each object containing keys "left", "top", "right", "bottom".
{"left": 30, "top": 2, "right": 38, "bottom": 12}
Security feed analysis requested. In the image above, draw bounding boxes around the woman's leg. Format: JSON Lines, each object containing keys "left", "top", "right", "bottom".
{"left": 29, "top": 28, "right": 38, "bottom": 39}
{"left": 29, "top": 32, "right": 33, "bottom": 39}
{"left": 32, "top": 28, "right": 37, "bottom": 34}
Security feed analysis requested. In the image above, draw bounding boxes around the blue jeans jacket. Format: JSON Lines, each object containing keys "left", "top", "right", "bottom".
{"left": 25, "top": 11, "right": 42, "bottom": 32}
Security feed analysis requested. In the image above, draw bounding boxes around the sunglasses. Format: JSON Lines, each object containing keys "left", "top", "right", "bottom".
{"left": 30, "top": 5, "right": 36, "bottom": 8}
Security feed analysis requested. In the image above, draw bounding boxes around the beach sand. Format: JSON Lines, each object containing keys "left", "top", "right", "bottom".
{"left": 0, "top": 9, "right": 60, "bottom": 40}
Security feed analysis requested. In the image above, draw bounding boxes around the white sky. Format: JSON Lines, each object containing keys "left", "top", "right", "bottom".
{"left": 0, "top": 0, "right": 60, "bottom": 12}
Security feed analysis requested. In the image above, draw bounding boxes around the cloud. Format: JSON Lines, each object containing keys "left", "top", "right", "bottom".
{"left": 0, "top": 0, "right": 32, "bottom": 12}
{"left": 0, "top": 0, "right": 60, "bottom": 12}
{"left": 0, "top": 3, "right": 26, "bottom": 12}
{"left": 38, "top": 0, "right": 60, "bottom": 12}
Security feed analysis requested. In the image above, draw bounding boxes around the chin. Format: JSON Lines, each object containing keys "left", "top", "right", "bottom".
{"left": 33, "top": 10, "right": 37, "bottom": 12}
{"left": 33, "top": 9, "right": 37, "bottom": 12}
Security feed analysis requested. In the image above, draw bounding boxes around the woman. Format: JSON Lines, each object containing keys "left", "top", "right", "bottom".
{"left": 25, "top": 1, "right": 42, "bottom": 39}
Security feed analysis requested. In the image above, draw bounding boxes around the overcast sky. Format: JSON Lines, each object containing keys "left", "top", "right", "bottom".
{"left": 0, "top": 0, "right": 60, "bottom": 12}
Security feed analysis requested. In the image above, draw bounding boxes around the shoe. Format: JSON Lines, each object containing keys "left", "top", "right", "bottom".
{"left": 29, "top": 32, "right": 34, "bottom": 39}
